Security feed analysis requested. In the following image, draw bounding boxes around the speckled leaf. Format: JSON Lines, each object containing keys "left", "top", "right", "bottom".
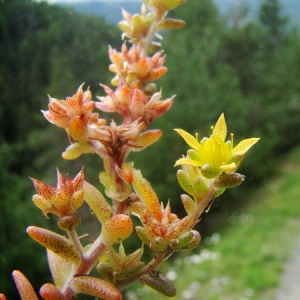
{"left": 12, "top": 271, "right": 39, "bottom": 300}
{"left": 27, "top": 226, "right": 81, "bottom": 264}
{"left": 47, "top": 249, "right": 72, "bottom": 289}
{"left": 39, "top": 283, "right": 65, "bottom": 300}
{"left": 71, "top": 276, "right": 122, "bottom": 300}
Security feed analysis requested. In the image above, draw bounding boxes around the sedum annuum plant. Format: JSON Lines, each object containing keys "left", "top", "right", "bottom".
{"left": 1, "top": 1, "right": 260, "bottom": 299}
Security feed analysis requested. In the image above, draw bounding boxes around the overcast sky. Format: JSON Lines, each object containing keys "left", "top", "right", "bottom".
{"left": 35, "top": 0, "right": 140, "bottom": 3}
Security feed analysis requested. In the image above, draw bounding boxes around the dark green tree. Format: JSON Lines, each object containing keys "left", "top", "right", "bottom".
{"left": 130, "top": 0, "right": 300, "bottom": 231}
{"left": 259, "top": 0, "right": 288, "bottom": 47}
{"left": 0, "top": 0, "right": 119, "bottom": 297}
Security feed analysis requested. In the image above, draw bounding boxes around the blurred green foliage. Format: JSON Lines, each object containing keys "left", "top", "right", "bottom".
{"left": 128, "top": 146, "right": 300, "bottom": 299}
{"left": 0, "top": 0, "right": 119, "bottom": 297}
{"left": 1, "top": 0, "right": 300, "bottom": 297}
{"left": 130, "top": 0, "right": 300, "bottom": 228}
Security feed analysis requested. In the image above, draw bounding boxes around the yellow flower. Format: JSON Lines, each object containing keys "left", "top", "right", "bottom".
{"left": 174, "top": 114, "right": 260, "bottom": 178}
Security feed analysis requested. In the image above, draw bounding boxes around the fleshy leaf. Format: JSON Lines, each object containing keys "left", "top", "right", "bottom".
{"left": 176, "top": 170, "right": 194, "bottom": 195}
{"left": 27, "top": 226, "right": 81, "bottom": 264}
{"left": 12, "top": 270, "right": 39, "bottom": 300}
{"left": 47, "top": 249, "right": 72, "bottom": 289}
{"left": 173, "top": 231, "right": 194, "bottom": 249}
{"left": 62, "top": 142, "right": 94, "bottom": 160}
{"left": 132, "top": 169, "right": 162, "bottom": 222}
{"left": 71, "top": 276, "right": 122, "bottom": 300}
{"left": 157, "top": 18, "right": 185, "bottom": 30}
{"left": 139, "top": 272, "right": 176, "bottom": 297}
{"left": 180, "top": 194, "right": 195, "bottom": 215}
{"left": 83, "top": 181, "right": 112, "bottom": 223}
{"left": 39, "top": 283, "right": 65, "bottom": 300}
{"left": 130, "top": 130, "right": 162, "bottom": 151}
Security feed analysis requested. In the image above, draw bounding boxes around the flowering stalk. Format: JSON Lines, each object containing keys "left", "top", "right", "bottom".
{"left": 3, "top": 1, "right": 260, "bottom": 299}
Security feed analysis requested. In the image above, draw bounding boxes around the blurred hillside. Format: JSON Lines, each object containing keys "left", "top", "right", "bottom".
{"left": 1, "top": 0, "right": 300, "bottom": 298}
{"left": 53, "top": 0, "right": 300, "bottom": 26}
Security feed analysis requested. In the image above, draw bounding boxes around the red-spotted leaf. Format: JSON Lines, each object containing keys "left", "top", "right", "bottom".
{"left": 27, "top": 226, "right": 81, "bottom": 264}
{"left": 39, "top": 283, "right": 65, "bottom": 300}
{"left": 12, "top": 270, "right": 39, "bottom": 300}
{"left": 71, "top": 276, "right": 122, "bottom": 300}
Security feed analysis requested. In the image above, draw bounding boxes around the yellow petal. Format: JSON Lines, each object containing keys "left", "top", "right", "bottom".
{"left": 174, "top": 129, "right": 201, "bottom": 152}
{"left": 212, "top": 113, "right": 227, "bottom": 140}
{"left": 174, "top": 157, "right": 202, "bottom": 167}
{"left": 219, "top": 162, "right": 237, "bottom": 172}
{"left": 232, "top": 138, "right": 260, "bottom": 155}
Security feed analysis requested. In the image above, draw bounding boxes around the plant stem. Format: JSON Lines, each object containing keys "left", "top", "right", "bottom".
{"left": 62, "top": 235, "right": 107, "bottom": 299}
{"left": 116, "top": 252, "right": 168, "bottom": 290}
{"left": 68, "top": 230, "right": 83, "bottom": 256}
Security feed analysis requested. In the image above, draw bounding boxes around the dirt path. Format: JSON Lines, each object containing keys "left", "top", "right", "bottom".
{"left": 275, "top": 235, "right": 300, "bottom": 300}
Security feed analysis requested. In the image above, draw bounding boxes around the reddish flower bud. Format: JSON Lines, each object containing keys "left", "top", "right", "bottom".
{"left": 101, "top": 214, "right": 133, "bottom": 245}
{"left": 31, "top": 168, "right": 84, "bottom": 218}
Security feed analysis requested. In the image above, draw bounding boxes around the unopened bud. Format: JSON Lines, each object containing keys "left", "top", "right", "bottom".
{"left": 144, "top": 83, "right": 157, "bottom": 96}
{"left": 181, "top": 194, "right": 195, "bottom": 215}
{"left": 101, "top": 214, "right": 133, "bottom": 245}
{"left": 173, "top": 231, "right": 193, "bottom": 250}
{"left": 192, "top": 176, "right": 209, "bottom": 200}
{"left": 176, "top": 170, "right": 193, "bottom": 195}
{"left": 96, "top": 264, "right": 114, "bottom": 282}
{"left": 57, "top": 214, "right": 80, "bottom": 231}
{"left": 139, "top": 271, "right": 176, "bottom": 297}
{"left": 213, "top": 172, "right": 245, "bottom": 189}
{"left": 200, "top": 164, "right": 220, "bottom": 179}
{"left": 179, "top": 230, "right": 201, "bottom": 251}
{"left": 136, "top": 226, "right": 151, "bottom": 245}
{"left": 150, "top": 237, "right": 168, "bottom": 253}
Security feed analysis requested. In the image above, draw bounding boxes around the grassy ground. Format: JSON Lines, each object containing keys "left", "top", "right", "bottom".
{"left": 126, "top": 147, "right": 300, "bottom": 300}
